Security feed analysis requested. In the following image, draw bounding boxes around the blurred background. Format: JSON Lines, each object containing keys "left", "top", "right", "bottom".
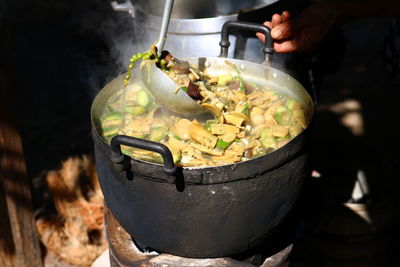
{"left": 1, "top": 0, "right": 400, "bottom": 266}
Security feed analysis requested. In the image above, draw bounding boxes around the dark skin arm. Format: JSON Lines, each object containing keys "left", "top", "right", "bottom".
{"left": 256, "top": 0, "right": 400, "bottom": 53}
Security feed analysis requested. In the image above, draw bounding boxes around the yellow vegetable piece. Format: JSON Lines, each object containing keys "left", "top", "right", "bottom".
{"left": 293, "top": 109, "right": 307, "bottom": 128}
{"left": 190, "top": 120, "right": 217, "bottom": 148}
{"left": 168, "top": 136, "right": 188, "bottom": 151}
{"left": 289, "top": 123, "right": 304, "bottom": 138}
{"left": 210, "top": 124, "right": 240, "bottom": 135}
{"left": 221, "top": 132, "right": 237, "bottom": 143}
{"left": 173, "top": 119, "right": 192, "bottom": 140}
{"left": 264, "top": 113, "right": 277, "bottom": 127}
{"left": 217, "top": 73, "right": 234, "bottom": 86}
{"left": 270, "top": 125, "right": 289, "bottom": 138}
{"left": 224, "top": 113, "right": 244, "bottom": 126}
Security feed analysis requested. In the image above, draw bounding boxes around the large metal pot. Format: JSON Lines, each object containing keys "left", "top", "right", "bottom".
{"left": 112, "top": 0, "right": 279, "bottom": 63}
{"left": 131, "top": 0, "right": 278, "bottom": 18}
{"left": 91, "top": 21, "right": 314, "bottom": 258}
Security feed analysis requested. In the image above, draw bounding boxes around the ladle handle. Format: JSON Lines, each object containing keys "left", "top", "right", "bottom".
{"left": 110, "top": 135, "right": 177, "bottom": 180}
{"left": 219, "top": 20, "right": 273, "bottom": 64}
{"left": 155, "top": 0, "right": 174, "bottom": 51}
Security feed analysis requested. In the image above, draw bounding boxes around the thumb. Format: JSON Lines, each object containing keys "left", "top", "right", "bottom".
{"left": 271, "top": 23, "right": 292, "bottom": 40}
{"left": 271, "top": 27, "right": 282, "bottom": 39}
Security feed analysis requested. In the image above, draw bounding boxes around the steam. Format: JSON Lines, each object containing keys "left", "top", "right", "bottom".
{"left": 78, "top": 1, "right": 159, "bottom": 99}
{"left": 21, "top": 0, "right": 274, "bottom": 100}
{"left": 73, "top": 1, "right": 137, "bottom": 98}
{"left": 27, "top": 0, "right": 152, "bottom": 99}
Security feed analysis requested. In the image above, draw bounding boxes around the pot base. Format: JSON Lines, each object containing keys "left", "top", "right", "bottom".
{"left": 105, "top": 207, "right": 292, "bottom": 267}
{"left": 104, "top": 176, "right": 331, "bottom": 266}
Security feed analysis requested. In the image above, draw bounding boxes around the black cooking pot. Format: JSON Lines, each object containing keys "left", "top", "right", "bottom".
{"left": 91, "top": 21, "right": 314, "bottom": 258}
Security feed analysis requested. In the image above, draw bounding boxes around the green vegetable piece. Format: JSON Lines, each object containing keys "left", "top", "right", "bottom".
{"left": 103, "top": 112, "right": 122, "bottom": 122}
{"left": 124, "top": 105, "right": 147, "bottom": 115}
{"left": 173, "top": 134, "right": 182, "bottom": 141}
{"left": 125, "top": 50, "right": 149, "bottom": 88}
{"left": 273, "top": 106, "right": 287, "bottom": 121}
{"left": 276, "top": 136, "right": 290, "bottom": 142}
{"left": 216, "top": 139, "right": 231, "bottom": 150}
{"left": 287, "top": 99, "right": 296, "bottom": 109}
{"left": 149, "top": 127, "right": 168, "bottom": 142}
{"left": 276, "top": 106, "right": 288, "bottom": 113}
{"left": 261, "top": 136, "right": 277, "bottom": 150}
{"left": 239, "top": 80, "right": 246, "bottom": 93}
{"left": 260, "top": 127, "right": 272, "bottom": 139}
{"left": 121, "top": 149, "right": 133, "bottom": 157}
{"left": 241, "top": 102, "right": 250, "bottom": 117}
{"left": 142, "top": 53, "right": 150, "bottom": 60}
{"left": 136, "top": 89, "right": 151, "bottom": 108}
{"left": 160, "top": 59, "right": 167, "bottom": 69}
{"left": 151, "top": 150, "right": 181, "bottom": 165}
{"left": 273, "top": 106, "right": 292, "bottom": 125}
{"left": 172, "top": 152, "right": 182, "bottom": 165}
{"left": 204, "top": 120, "right": 215, "bottom": 131}
{"left": 106, "top": 105, "right": 115, "bottom": 113}
{"left": 103, "top": 127, "right": 119, "bottom": 137}
{"left": 287, "top": 99, "right": 302, "bottom": 110}
{"left": 180, "top": 86, "right": 188, "bottom": 93}
{"left": 132, "top": 134, "right": 146, "bottom": 139}
{"left": 102, "top": 112, "right": 122, "bottom": 127}
{"left": 150, "top": 153, "right": 163, "bottom": 164}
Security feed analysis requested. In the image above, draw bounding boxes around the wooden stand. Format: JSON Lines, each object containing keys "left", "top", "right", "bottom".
{"left": 0, "top": 33, "right": 43, "bottom": 266}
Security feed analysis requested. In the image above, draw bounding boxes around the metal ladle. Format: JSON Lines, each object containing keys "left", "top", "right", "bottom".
{"left": 141, "top": 0, "right": 209, "bottom": 116}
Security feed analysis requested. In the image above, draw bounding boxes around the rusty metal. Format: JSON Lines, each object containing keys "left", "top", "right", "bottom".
{"left": 105, "top": 207, "right": 292, "bottom": 267}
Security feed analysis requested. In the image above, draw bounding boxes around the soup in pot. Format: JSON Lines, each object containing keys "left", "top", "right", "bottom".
{"left": 99, "top": 51, "right": 310, "bottom": 167}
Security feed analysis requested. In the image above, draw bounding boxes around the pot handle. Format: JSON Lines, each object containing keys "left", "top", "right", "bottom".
{"left": 110, "top": 1, "right": 135, "bottom": 18}
{"left": 219, "top": 20, "right": 273, "bottom": 64}
{"left": 110, "top": 134, "right": 177, "bottom": 178}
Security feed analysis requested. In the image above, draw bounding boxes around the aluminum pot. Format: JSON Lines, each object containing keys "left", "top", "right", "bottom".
{"left": 112, "top": 0, "right": 279, "bottom": 63}
{"left": 91, "top": 21, "right": 314, "bottom": 258}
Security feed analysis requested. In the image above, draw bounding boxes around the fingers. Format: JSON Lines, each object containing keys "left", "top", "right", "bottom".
{"left": 256, "top": 33, "right": 265, "bottom": 44}
{"left": 271, "top": 13, "right": 282, "bottom": 27}
{"left": 274, "top": 40, "right": 298, "bottom": 53}
{"left": 256, "top": 32, "right": 265, "bottom": 43}
{"left": 281, "top": 11, "right": 290, "bottom": 23}
{"left": 257, "top": 11, "right": 292, "bottom": 44}
{"left": 263, "top": 21, "right": 273, "bottom": 29}
{"left": 256, "top": 21, "right": 273, "bottom": 43}
{"left": 271, "top": 11, "right": 290, "bottom": 26}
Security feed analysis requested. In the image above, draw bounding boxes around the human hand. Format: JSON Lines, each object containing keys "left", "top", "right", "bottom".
{"left": 257, "top": 3, "right": 340, "bottom": 53}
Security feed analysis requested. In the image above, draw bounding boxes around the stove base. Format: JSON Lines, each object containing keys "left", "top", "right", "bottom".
{"left": 105, "top": 208, "right": 291, "bottom": 267}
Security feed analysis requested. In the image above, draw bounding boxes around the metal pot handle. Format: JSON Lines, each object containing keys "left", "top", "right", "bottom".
{"left": 110, "top": 1, "right": 135, "bottom": 18}
{"left": 219, "top": 20, "right": 273, "bottom": 64}
{"left": 110, "top": 134, "right": 177, "bottom": 179}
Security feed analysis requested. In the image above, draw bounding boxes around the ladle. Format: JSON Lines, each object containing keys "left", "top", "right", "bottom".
{"left": 141, "top": 0, "right": 209, "bottom": 116}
